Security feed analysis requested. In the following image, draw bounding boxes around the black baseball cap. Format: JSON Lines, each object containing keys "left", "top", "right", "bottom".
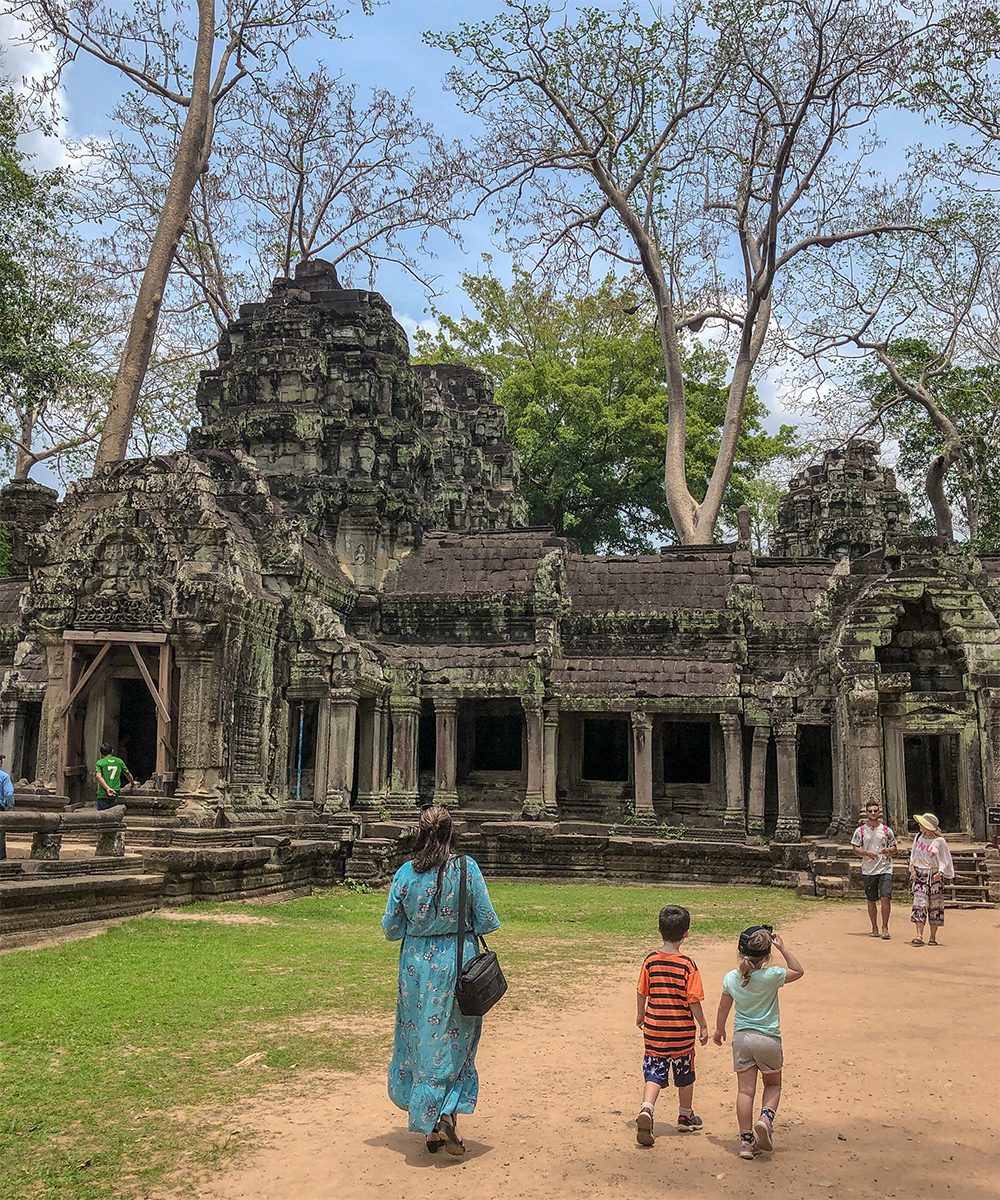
{"left": 738, "top": 925, "right": 773, "bottom": 955}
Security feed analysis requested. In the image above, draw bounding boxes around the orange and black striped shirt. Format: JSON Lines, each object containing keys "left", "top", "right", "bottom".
{"left": 637, "top": 951, "right": 704, "bottom": 1058}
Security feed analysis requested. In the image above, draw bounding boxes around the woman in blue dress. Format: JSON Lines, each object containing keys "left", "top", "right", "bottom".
{"left": 382, "top": 804, "right": 500, "bottom": 1156}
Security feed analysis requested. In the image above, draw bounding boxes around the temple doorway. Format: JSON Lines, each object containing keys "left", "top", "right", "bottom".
{"left": 117, "top": 678, "right": 157, "bottom": 782}
{"left": 903, "top": 733, "right": 960, "bottom": 830}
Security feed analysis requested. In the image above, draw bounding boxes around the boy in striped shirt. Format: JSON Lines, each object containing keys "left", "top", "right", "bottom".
{"left": 635, "top": 904, "right": 708, "bottom": 1146}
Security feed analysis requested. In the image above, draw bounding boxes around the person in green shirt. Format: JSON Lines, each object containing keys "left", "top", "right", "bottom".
{"left": 95, "top": 742, "right": 134, "bottom": 810}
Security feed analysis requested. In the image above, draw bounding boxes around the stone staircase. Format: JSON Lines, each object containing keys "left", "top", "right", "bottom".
{"left": 805, "top": 842, "right": 998, "bottom": 907}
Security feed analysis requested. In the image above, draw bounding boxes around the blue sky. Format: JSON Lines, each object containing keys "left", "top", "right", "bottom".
{"left": 2, "top": 0, "right": 963, "bottom": 487}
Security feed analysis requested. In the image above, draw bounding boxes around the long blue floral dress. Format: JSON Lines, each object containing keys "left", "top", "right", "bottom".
{"left": 382, "top": 854, "right": 501, "bottom": 1133}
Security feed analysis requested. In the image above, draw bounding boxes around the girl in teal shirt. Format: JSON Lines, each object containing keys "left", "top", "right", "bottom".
{"left": 713, "top": 927, "right": 805, "bottom": 1160}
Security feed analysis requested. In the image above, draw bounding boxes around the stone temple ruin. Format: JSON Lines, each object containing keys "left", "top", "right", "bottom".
{"left": 1, "top": 260, "right": 998, "bottom": 936}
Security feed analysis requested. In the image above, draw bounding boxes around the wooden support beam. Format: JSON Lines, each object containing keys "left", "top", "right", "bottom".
{"left": 127, "top": 642, "right": 171, "bottom": 725}
{"left": 64, "top": 630, "right": 168, "bottom": 644}
{"left": 156, "top": 643, "right": 174, "bottom": 775}
{"left": 58, "top": 643, "right": 112, "bottom": 719}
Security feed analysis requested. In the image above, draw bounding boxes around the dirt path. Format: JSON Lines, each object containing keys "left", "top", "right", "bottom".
{"left": 189, "top": 905, "right": 1000, "bottom": 1200}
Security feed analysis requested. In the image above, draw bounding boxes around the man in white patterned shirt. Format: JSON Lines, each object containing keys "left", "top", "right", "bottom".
{"left": 851, "top": 801, "right": 897, "bottom": 939}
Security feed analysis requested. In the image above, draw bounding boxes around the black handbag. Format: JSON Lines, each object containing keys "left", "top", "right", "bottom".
{"left": 454, "top": 854, "right": 508, "bottom": 1017}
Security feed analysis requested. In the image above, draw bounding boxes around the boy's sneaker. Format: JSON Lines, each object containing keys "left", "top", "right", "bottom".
{"left": 753, "top": 1114, "right": 773, "bottom": 1151}
{"left": 635, "top": 1107, "right": 655, "bottom": 1147}
{"left": 676, "top": 1112, "right": 703, "bottom": 1132}
{"left": 738, "top": 1136, "right": 760, "bottom": 1160}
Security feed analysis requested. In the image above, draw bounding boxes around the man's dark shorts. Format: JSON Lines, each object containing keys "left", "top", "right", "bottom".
{"left": 96, "top": 795, "right": 119, "bottom": 811}
{"left": 863, "top": 873, "right": 893, "bottom": 902}
{"left": 642, "top": 1052, "right": 695, "bottom": 1088}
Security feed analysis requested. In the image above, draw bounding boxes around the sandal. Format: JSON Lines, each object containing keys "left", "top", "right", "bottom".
{"left": 426, "top": 1124, "right": 445, "bottom": 1154}
{"left": 882, "top": 932, "right": 891, "bottom": 940}
{"left": 910, "top": 938, "right": 924, "bottom": 946}
{"left": 870, "top": 930, "right": 880, "bottom": 938}
{"left": 439, "top": 1113, "right": 466, "bottom": 1158}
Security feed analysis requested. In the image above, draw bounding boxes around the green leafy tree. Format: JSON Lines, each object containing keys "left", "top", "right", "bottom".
{"left": 0, "top": 77, "right": 107, "bottom": 482}
{"left": 415, "top": 268, "right": 796, "bottom": 552}
{"left": 861, "top": 339, "right": 1000, "bottom": 549}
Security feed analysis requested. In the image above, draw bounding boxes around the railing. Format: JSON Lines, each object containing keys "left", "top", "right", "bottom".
{"left": 0, "top": 804, "right": 127, "bottom": 860}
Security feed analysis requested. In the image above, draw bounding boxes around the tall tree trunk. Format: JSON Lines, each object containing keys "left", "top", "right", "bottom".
{"left": 13, "top": 409, "right": 36, "bottom": 481}
{"left": 92, "top": 0, "right": 216, "bottom": 469}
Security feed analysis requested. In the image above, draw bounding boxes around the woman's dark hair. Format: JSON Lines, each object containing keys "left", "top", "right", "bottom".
{"left": 411, "top": 805, "right": 457, "bottom": 907}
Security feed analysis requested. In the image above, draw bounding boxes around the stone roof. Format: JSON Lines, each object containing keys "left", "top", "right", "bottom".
{"left": 553, "top": 655, "right": 735, "bottom": 698}
{"left": 382, "top": 529, "right": 563, "bottom": 596}
{"left": 750, "top": 560, "right": 833, "bottom": 623}
{"left": 565, "top": 550, "right": 735, "bottom": 612}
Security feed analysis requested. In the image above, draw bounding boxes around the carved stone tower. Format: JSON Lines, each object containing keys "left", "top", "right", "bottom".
{"left": 770, "top": 439, "right": 910, "bottom": 560}
{"left": 189, "top": 258, "right": 524, "bottom": 586}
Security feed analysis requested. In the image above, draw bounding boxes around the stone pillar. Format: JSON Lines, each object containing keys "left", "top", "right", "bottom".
{"left": 846, "top": 697, "right": 884, "bottom": 838}
{"left": 631, "top": 710, "right": 655, "bottom": 819}
{"left": 720, "top": 713, "right": 746, "bottom": 833}
{"left": 747, "top": 726, "right": 770, "bottom": 837}
{"left": 522, "top": 698, "right": 544, "bottom": 819}
{"left": 542, "top": 703, "right": 559, "bottom": 817}
{"left": 774, "top": 724, "right": 801, "bottom": 842}
{"left": 433, "top": 697, "right": 459, "bottom": 808}
{"left": 389, "top": 695, "right": 420, "bottom": 809}
{"left": 981, "top": 689, "right": 1000, "bottom": 822}
{"left": 324, "top": 691, "right": 357, "bottom": 812}
{"left": 0, "top": 699, "right": 17, "bottom": 767}
{"left": 173, "top": 646, "right": 223, "bottom": 798}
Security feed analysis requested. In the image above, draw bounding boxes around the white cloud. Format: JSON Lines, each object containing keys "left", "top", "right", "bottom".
{"left": 1, "top": 13, "right": 70, "bottom": 168}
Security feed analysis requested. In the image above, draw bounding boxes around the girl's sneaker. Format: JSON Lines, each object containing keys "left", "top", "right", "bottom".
{"left": 676, "top": 1112, "right": 703, "bottom": 1131}
{"left": 635, "top": 1107, "right": 655, "bottom": 1147}
{"left": 753, "top": 1114, "right": 773, "bottom": 1151}
{"left": 739, "top": 1135, "right": 759, "bottom": 1160}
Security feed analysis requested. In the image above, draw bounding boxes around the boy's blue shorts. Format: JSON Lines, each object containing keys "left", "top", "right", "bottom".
{"left": 643, "top": 1052, "right": 695, "bottom": 1088}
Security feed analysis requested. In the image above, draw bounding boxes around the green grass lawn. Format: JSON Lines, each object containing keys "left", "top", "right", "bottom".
{"left": 0, "top": 883, "right": 809, "bottom": 1200}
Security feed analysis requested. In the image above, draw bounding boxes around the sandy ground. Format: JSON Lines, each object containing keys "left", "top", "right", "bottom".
{"left": 184, "top": 904, "right": 1000, "bottom": 1200}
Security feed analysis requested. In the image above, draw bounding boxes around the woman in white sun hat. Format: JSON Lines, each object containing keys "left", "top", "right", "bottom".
{"left": 908, "top": 812, "right": 955, "bottom": 946}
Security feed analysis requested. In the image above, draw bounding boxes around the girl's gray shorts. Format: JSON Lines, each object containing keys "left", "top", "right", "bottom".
{"left": 732, "top": 1030, "right": 783, "bottom": 1073}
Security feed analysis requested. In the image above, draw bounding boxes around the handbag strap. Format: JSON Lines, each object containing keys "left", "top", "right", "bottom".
{"left": 456, "top": 854, "right": 468, "bottom": 977}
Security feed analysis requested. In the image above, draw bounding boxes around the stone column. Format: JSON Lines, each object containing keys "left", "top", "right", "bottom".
{"left": 324, "top": 690, "right": 357, "bottom": 812}
{"left": 0, "top": 699, "right": 17, "bottom": 767}
{"left": 389, "top": 695, "right": 420, "bottom": 809}
{"left": 522, "top": 698, "right": 544, "bottom": 819}
{"left": 631, "top": 710, "right": 655, "bottom": 819}
{"left": 542, "top": 703, "right": 559, "bottom": 817}
{"left": 720, "top": 713, "right": 746, "bottom": 833}
{"left": 174, "top": 646, "right": 222, "bottom": 798}
{"left": 846, "top": 697, "right": 884, "bottom": 838}
{"left": 747, "top": 726, "right": 770, "bottom": 836}
{"left": 774, "top": 724, "right": 801, "bottom": 842}
{"left": 356, "top": 698, "right": 386, "bottom": 812}
{"left": 981, "top": 689, "right": 1000, "bottom": 820}
{"left": 433, "top": 697, "right": 459, "bottom": 808}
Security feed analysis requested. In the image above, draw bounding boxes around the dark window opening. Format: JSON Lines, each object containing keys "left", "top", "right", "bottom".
{"left": 904, "top": 733, "right": 960, "bottom": 830}
{"left": 473, "top": 710, "right": 523, "bottom": 771}
{"left": 16, "top": 701, "right": 42, "bottom": 781}
{"left": 118, "top": 677, "right": 158, "bottom": 782}
{"left": 797, "top": 724, "right": 833, "bottom": 835}
{"left": 582, "top": 718, "right": 630, "bottom": 782}
{"left": 663, "top": 721, "right": 712, "bottom": 784}
{"left": 287, "top": 699, "right": 319, "bottom": 798}
{"left": 419, "top": 701, "right": 436, "bottom": 773}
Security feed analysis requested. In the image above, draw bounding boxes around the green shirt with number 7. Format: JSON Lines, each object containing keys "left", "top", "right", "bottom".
{"left": 95, "top": 754, "right": 129, "bottom": 795}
